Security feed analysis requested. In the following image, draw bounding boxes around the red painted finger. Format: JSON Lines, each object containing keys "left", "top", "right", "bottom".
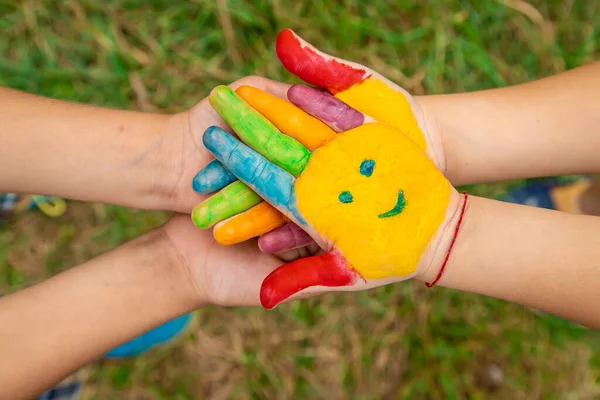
{"left": 276, "top": 29, "right": 370, "bottom": 95}
{"left": 260, "top": 251, "right": 359, "bottom": 309}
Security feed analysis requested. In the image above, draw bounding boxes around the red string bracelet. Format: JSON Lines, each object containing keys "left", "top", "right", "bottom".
{"left": 425, "top": 192, "right": 469, "bottom": 288}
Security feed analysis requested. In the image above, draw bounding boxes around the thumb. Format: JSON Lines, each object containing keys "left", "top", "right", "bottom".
{"left": 260, "top": 250, "right": 360, "bottom": 309}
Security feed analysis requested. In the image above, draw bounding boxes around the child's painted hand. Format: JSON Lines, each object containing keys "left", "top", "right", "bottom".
{"left": 192, "top": 29, "right": 447, "bottom": 250}
{"left": 196, "top": 86, "right": 461, "bottom": 309}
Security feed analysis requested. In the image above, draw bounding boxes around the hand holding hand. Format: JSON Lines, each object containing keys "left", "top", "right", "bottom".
{"left": 196, "top": 84, "right": 462, "bottom": 309}
{"left": 191, "top": 29, "right": 448, "bottom": 252}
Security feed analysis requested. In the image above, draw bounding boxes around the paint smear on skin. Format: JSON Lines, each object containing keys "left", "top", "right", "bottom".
{"left": 202, "top": 126, "right": 306, "bottom": 224}
{"left": 334, "top": 78, "right": 427, "bottom": 152}
{"left": 258, "top": 222, "right": 313, "bottom": 253}
{"left": 378, "top": 190, "right": 406, "bottom": 219}
{"left": 192, "top": 159, "right": 237, "bottom": 194}
{"left": 260, "top": 250, "right": 358, "bottom": 309}
{"left": 338, "top": 191, "right": 353, "bottom": 204}
{"left": 209, "top": 86, "right": 311, "bottom": 176}
{"left": 236, "top": 85, "right": 335, "bottom": 150}
{"left": 294, "top": 123, "right": 451, "bottom": 279}
{"left": 287, "top": 85, "right": 364, "bottom": 132}
{"left": 213, "top": 202, "right": 288, "bottom": 245}
{"left": 275, "top": 30, "right": 427, "bottom": 152}
{"left": 276, "top": 29, "right": 369, "bottom": 95}
{"left": 192, "top": 180, "right": 261, "bottom": 229}
{"left": 359, "top": 159, "right": 375, "bottom": 177}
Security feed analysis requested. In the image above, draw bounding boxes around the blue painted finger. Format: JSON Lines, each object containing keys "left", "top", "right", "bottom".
{"left": 192, "top": 159, "right": 237, "bottom": 194}
{"left": 202, "top": 126, "right": 305, "bottom": 223}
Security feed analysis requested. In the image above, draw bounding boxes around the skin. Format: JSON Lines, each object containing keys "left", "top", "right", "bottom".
{"left": 193, "top": 85, "right": 337, "bottom": 245}
{"left": 0, "top": 76, "right": 291, "bottom": 213}
{"left": 200, "top": 87, "right": 458, "bottom": 309}
{"left": 0, "top": 76, "right": 291, "bottom": 398}
{"left": 192, "top": 29, "right": 446, "bottom": 248}
{"left": 196, "top": 75, "right": 600, "bottom": 328}
{"left": 195, "top": 31, "right": 600, "bottom": 255}
{"left": 3, "top": 28, "right": 600, "bottom": 397}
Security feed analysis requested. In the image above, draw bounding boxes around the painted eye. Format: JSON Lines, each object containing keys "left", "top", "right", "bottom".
{"left": 338, "top": 191, "right": 353, "bottom": 204}
{"left": 360, "top": 159, "right": 375, "bottom": 177}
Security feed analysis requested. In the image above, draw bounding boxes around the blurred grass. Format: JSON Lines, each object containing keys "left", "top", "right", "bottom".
{"left": 1, "top": 0, "right": 600, "bottom": 398}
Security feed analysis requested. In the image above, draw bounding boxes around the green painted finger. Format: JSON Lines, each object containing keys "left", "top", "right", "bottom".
{"left": 192, "top": 180, "right": 261, "bottom": 228}
{"left": 209, "top": 86, "right": 311, "bottom": 176}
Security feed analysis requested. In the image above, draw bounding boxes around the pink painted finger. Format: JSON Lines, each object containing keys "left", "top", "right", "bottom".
{"left": 258, "top": 223, "right": 314, "bottom": 253}
{"left": 287, "top": 84, "right": 365, "bottom": 132}
{"left": 260, "top": 251, "right": 359, "bottom": 309}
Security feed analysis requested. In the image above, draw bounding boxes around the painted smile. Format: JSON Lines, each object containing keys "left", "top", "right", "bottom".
{"left": 378, "top": 190, "right": 406, "bottom": 219}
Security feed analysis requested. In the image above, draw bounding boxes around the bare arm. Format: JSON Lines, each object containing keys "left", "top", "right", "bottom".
{"left": 417, "top": 196, "right": 600, "bottom": 329}
{"left": 420, "top": 61, "right": 600, "bottom": 185}
{"left": 0, "top": 227, "right": 199, "bottom": 400}
{"left": 0, "top": 87, "right": 180, "bottom": 209}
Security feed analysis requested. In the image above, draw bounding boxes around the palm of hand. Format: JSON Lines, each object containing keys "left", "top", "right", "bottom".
{"left": 163, "top": 214, "right": 280, "bottom": 307}
{"left": 199, "top": 84, "right": 456, "bottom": 309}
{"left": 191, "top": 30, "right": 446, "bottom": 251}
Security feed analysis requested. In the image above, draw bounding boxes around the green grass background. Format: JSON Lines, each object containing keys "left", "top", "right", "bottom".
{"left": 1, "top": 0, "right": 600, "bottom": 398}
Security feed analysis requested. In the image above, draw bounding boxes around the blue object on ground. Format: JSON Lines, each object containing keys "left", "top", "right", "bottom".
{"left": 498, "top": 180, "right": 557, "bottom": 210}
{"left": 105, "top": 313, "right": 193, "bottom": 358}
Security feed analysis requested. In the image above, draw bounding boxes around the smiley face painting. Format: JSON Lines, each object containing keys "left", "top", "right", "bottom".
{"left": 195, "top": 85, "right": 454, "bottom": 309}
{"left": 192, "top": 29, "right": 445, "bottom": 249}
{"left": 294, "top": 123, "right": 451, "bottom": 280}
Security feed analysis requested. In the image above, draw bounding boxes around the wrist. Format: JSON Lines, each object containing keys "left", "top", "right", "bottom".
{"left": 414, "top": 190, "right": 474, "bottom": 284}
{"left": 136, "top": 110, "right": 213, "bottom": 213}
{"left": 142, "top": 223, "right": 207, "bottom": 310}
{"left": 415, "top": 93, "right": 472, "bottom": 186}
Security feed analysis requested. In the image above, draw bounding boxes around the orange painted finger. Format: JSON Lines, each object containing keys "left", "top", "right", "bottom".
{"left": 275, "top": 29, "right": 429, "bottom": 153}
{"left": 236, "top": 85, "right": 336, "bottom": 150}
{"left": 213, "top": 201, "right": 289, "bottom": 245}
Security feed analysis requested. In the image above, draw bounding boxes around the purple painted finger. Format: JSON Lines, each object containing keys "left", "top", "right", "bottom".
{"left": 258, "top": 223, "right": 314, "bottom": 253}
{"left": 287, "top": 84, "right": 365, "bottom": 132}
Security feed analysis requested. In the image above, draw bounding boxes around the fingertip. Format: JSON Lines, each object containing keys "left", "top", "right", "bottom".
{"left": 202, "top": 125, "right": 227, "bottom": 150}
{"left": 213, "top": 223, "right": 237, "bottom": 245}
{"left": 287, "top": 84, "right": 365, "bottom": 132}
{"left": 209, "top": 85, "right": 236, "bottom": 111}
{"left": 192, "top": 160, "right": 237, "bottom": 194}
{"left": 234, "top": 85, "right": 256, "bottom": 99}
{"left": 287, "top": 84, "right": 321, "bottom": 101}
{"left": 257, "top": 223, "right": 313, "bottom": 254}
{"left": 235, "top": 85, "right": 271, "bottom": 110}
{"left": 275, "top": 30, "right": 368, "bottom": 94}
{"left": 257, "top": 234, "right": 274, "bottom": 253}
{"left": 209, "top": 85, "right": 233, "bottom": 99}
{"left": 259, "top": 277, "right": 284, "bottom": 310}
{"left": 191, "top": 203, "right": 211, "bottom": 229}
{"left": 275, "top": 28, "right": 299, "bottom": 55}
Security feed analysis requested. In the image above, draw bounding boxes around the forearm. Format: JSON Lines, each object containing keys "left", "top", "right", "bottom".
{"left": 0, "top": 227, "right": 199, "bottom": 399}
{"left": 420, "top": 61, "right": 600, "bottom": 185}
{"left": 0, "top": 87, "right": 174, "bottom": 208}
{"left": 419, "top": 196, "right": 600, "bottom": 329}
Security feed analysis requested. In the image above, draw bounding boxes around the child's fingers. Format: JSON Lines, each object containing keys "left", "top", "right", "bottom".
{"left": 236, "top": 85, "right": 336, "bottom": 150}
{"left": 212, "top": 202, "right": 288, "bottom": 245}
{"left": 209, "top": 86, "right": 310, "bottom": 176}
{"left": 275, "top": 29, "right": 428, "bottom": 153}
{"left": 201, "top": 126, "right": 305, "bottom": 223}
{"left": 192, "top": 159, "right": 237, "bottom": 194}
{"left": 286, "top": 84, "right": 369, "bottom": 133}
{"left": 257, "top": 223, "right": 314, "bottom": 254}
{"left": 260, "top": 251, "right": 359, "bottom": 310}
{"left": 276, "top": 29, "right": 371, "bottom": 95}
{"left": 191, "top": 181, "right": 261, "bottom": 228}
